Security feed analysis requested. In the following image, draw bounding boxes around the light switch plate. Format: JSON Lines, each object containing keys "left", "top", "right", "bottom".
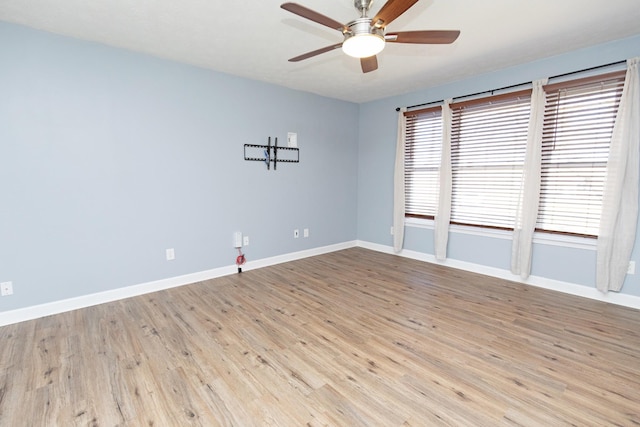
{"left": 287, "top": 132, "right": 298, "bottom": 148}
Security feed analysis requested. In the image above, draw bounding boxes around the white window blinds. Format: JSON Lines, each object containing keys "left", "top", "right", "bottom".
{"left": 538, "top": 71, "right": 626, "bottom": 236}
{"left": 403, "top": 69, "right": 626, "bottom": 238}
{"left": 449, "top": 91, "right": 532, "bottom": 228}
{"left": 404, "top": 107, "right": 442, "bottom": 218}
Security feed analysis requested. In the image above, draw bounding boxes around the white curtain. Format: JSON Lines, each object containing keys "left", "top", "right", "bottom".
{"left": 511, "top": 79, "right": 548, "bottom": 278}
{"left": 435, "top": 100, "right": 452, "bottom": 261}
{"left": 393, "top": 107, "right": 407, "bottom": 252}
{"left": 597, "top": 57, "right": 640, "bottom": 292}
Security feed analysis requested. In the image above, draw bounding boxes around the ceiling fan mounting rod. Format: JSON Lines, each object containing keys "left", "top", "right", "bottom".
{"left": 353, "top": 0, "right": 374, "bottom": 17}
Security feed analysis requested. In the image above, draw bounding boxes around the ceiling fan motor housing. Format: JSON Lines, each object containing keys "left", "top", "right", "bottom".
{"left": 343, "top": 18, "right": 384, "bottom": 39}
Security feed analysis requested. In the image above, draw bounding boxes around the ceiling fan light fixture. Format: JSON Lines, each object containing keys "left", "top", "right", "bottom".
{"left": 342, "top": 18, "right": 385, "bottom": 58}
{"left": 342, "top": 33, "right": 385, "bottom": 58}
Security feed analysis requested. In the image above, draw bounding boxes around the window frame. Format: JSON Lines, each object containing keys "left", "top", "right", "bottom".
{"left": 536, "top": 70, "right": 626, "bottom": 237}
{"left": 448, "top": 89, "right": 532, "bottom": 230}
{"left": 402, "top": 70, "right": 626, "bottom": 240}
{"left": 403, "top": 105, "right": 442, "bottom": 220}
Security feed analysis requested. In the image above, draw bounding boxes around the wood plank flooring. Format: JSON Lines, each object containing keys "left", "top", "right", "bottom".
{"left": 1, "top": 247, "right": 639, "bottom": 426}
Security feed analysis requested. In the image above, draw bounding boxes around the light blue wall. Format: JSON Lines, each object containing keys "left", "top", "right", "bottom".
{"left": 357, "top": 35, "right": 640, "bottom": 296}
{"left": 2, "top": 21, "right": 639, "bottom": 315}
{"left": 0, "top": 22, "right": 359, "bottom": 311}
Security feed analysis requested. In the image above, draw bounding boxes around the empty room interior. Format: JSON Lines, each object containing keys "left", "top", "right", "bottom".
{"left": 2, "top": 0, "right": 640, "bottom": 425}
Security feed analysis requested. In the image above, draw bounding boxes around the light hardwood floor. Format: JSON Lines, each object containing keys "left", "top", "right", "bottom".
{"left": 1, "top": 248, "right": 639, "bottom": 426}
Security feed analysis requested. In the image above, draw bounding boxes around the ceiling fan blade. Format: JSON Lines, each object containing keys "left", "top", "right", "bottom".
{"left": 371, "top": 0, "right": 419, "bottom": 28}
{"left": 360, "top": 56, "right": 378, "bottom": 73}
{"left": 386, "top": 30, "right": 461, "bottom": 44}
{"left": 288, "top": 43, "right": 343, "bottom": 62}
{"left": 281, "top": 3, "right": 345, "bottom": 31}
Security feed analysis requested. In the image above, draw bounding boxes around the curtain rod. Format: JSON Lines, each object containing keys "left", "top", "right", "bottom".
{"left": 395, "top": 59, "right": 627, "bottom": 112}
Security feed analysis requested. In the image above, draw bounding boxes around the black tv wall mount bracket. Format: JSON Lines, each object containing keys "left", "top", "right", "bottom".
{"left": 244, "top": 137, "right": 299, "bottom": 170}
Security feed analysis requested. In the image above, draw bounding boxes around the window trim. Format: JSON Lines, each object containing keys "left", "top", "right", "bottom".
{"left": 449, "top": 89, "right": 532, "bottom": 110}
{"left": 543, "top": 70, "right": 626, "bottom": 93}
{"left": 404, "top": 216, "right": 597, "bottom": 250}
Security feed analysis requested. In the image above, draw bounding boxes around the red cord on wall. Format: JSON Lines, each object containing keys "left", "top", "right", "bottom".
{"left": 236, "top": 248, "right": 246, "bottom": 273}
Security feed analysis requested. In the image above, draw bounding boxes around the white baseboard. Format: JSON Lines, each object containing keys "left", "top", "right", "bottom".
{"left": 357, "top": 240, "right": 640, "bottom": 310}
{"left": 0, "top": 241, "right": 357, "bottom": 327}
{"left": 242, "top": 241, "right": 357, "bottom": 272}
{"left": 3, "top": 239, "right": 636, "bottom": 327}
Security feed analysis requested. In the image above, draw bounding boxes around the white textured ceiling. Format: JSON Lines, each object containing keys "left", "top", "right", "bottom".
{"left": 1, "top": 0, "right": 639, "bottom": 103}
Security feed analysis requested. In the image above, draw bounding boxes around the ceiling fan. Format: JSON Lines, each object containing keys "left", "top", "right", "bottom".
{"left": 281, "top": 0, "right": 460, "bottom": 73}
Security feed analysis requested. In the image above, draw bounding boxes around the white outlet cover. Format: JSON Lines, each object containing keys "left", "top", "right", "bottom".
{"left": 243, "top": 236, "right": 249, "bottom": 246}
{"left": 1, "top": 281, "right": 13, "bottom": 296}
{"left": 303, "top": 228, "right": 309, "bottom": 238}
{"left": 294, "top": 229, "right": 299, "bottom": 238}
{"left": 166, "top": 248, "right": 175, "bottom": 261}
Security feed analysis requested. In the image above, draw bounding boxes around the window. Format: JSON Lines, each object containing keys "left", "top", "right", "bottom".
{"left": 538, "top": 72, "right": 626, "bottom": 236}
{"left": 403, "top": 70, "right": 626, "bottom": 238}
{"left": 404, "top": 107, "right": 442, "bottom": 218}
{"left": 450, "top": 91, "right": 531, "bottom": 229}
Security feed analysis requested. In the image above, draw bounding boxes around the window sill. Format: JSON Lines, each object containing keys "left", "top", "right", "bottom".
{"left": 404, "top": 217, "right": 596, "bottom": 251}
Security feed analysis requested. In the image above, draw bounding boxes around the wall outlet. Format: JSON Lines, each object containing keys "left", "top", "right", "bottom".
{"left": 1, "top": 281, "right": 13, "bottom": 296}
{"left": 166, "top": 248, "right": 175, "bottom": 261}
{"left": 390, "top": 226, "right": 394, "bottom": 235}
{"left": 303, "top": 228, "right": 309, "bottom": 238}
{"left": 294, "top": 229, "right": 299, "bottom": 238}
{"left": 243, "top": 236, "right": 250, "bottom": 246}
{"left": 628, "top": 261, "right": 636, "bottom": 275}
